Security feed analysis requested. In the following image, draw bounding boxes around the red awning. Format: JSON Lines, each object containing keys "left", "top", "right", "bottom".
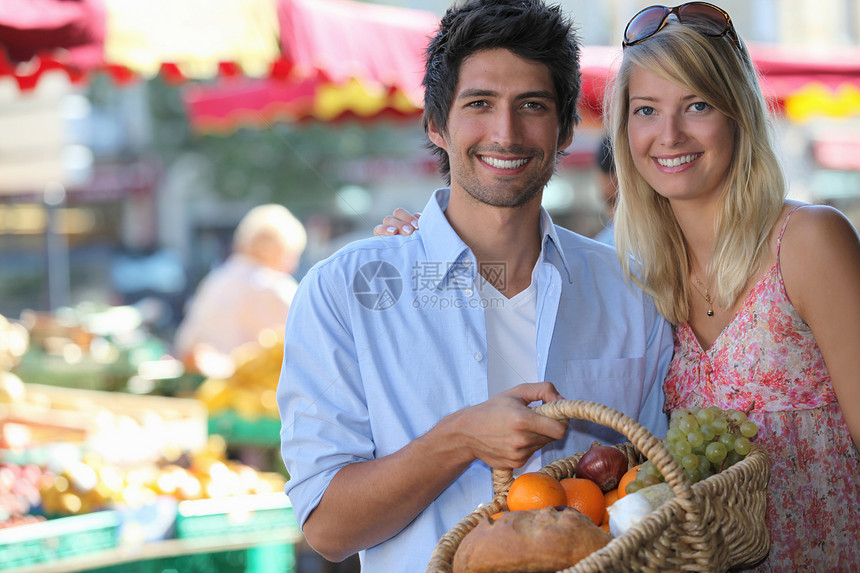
{"left": 0, "top": 0, "right": 105, "bottom": 67}
{"left": 0, "top": 0, "right": 437, "bottom": 93}
{"left": 182, "top": 0, "right": 438, "bottom": 130}
{"left": 277, "top": 0, "right": 436, "bottom": 103}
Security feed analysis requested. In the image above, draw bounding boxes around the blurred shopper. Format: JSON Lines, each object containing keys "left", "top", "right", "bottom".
{"left": 278, "top": 1, "right": 672, "bottom": 571}
{"left": 608, "top": 3, "right": 860, "bottom": 569}
{"left": 591, "top": 135, "right": 618, "bottom": 246}
{"left": 174, "top": 204, "right": 306, "bottom": 377}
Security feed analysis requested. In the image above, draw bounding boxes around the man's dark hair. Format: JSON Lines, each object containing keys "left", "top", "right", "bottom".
{"left": 422, "top": 0, "right": 582, "bottom": 183}
{"left": 597, "top": 135, "right": 615, "bottom": 175}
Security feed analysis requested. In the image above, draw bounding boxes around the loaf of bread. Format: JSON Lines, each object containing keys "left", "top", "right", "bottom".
{"left": 452, "top": 506, "right": 612, "bottom": 573}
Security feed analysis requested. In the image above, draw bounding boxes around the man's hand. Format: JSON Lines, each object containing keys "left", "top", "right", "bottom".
{"left": 443, "top": 382, "right": 568, "bottom": 470}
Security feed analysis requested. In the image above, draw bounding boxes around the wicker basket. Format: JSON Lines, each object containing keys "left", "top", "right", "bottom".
{"left": 427, "top": 400, "right": 771, "bottom": 573}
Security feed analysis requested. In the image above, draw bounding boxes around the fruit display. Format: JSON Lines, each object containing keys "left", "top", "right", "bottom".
{"left": 10, "top": 304, "right": 182, "bottom": 394}
{"left": 194, "top": 328, "right": 283, "bottom": 421}
{"left": 0, "top": 463, "right": 50, "bottom": 529}
{"left": 1, "top": 435, "right": 286, "bottom": 530}
{"left": 0, "top": 381, "right": 208, "bottom": 467}
{"left": 0, "top": 313, "right": 296, "bottom": 572}
{"left": 34, "top": 437, "right": 287, "bottom": 519}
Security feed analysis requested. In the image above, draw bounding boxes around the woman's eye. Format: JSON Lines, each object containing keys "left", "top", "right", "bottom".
{"left": 634, "top": 106, "right": 655, "bottom": 116}
{"left": 690, "top": 101, "right": 710, "bottom": 112}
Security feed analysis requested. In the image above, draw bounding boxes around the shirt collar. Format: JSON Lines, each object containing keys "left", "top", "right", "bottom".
{"left": 538, "top": 206, "right": 574, "bottom": 284}
{"left": 419, "top": 188, "right": 575, "bottom": 290}
{"left": 418, "top": 189, "right": 474, "bottom": 291}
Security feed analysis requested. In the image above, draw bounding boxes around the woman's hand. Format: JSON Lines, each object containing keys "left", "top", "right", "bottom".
{"left": 373, "top": 208, "right": 420, "bottom": 236}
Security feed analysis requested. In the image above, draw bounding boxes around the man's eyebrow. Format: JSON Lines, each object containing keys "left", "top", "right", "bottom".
{"left": 456, "top": 89, "right": 556, "bottom": 100}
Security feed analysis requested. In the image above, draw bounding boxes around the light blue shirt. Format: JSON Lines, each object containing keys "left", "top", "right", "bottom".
{"left": 278, "top": 189, "right": 672, "bottom": 572}
{"left": 593, "top": 220, "right": 616, "bottom": 247}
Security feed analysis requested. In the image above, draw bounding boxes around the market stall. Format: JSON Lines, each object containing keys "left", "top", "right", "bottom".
{"left": 0, "top": 307, "right": 298, "bottom": 572}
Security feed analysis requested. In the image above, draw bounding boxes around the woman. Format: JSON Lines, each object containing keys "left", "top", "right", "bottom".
{"left": 608, "top": 3, "right": 860, "bottom": 569}
{"left": 376, "top": 3, "right": 860, "bottom": 569}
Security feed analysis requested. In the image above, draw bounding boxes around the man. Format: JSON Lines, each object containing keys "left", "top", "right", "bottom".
{"left": 277, "top": 1, "right": 672, "bottom": 570}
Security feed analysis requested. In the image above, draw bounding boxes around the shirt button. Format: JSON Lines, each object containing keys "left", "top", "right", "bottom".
{"left": 464, "top": 289, "right": 473, "bottom": 297}
{"left": 474, "top": 352, "right": 483, "bottom": 361}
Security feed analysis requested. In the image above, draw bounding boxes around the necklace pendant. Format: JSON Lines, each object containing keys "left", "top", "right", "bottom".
{"left": 707, "top": 309, "right": 714, "bottom": 317}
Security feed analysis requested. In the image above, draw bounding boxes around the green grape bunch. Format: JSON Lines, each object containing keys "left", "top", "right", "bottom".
{"left": 625, "top": 404, "right": 759, "bottom": 494}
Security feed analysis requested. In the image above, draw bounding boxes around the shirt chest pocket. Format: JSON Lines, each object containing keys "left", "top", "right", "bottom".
{"left": 555, "top": 357, "right": 647, "bottom": 448}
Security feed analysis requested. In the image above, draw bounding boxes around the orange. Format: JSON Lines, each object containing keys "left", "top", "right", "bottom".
{"left": 602, "top": 488, "right": 619, "bottom": 525}
{"left": 600, "top": 522, "right": 611, "bottom": 533}
{"left": 560, "top": 477, "right": 605, "bottom": 526}
{"left": 506, "top": 472, "right": 567, "bottom": 512}
{"left": 617, "top": 464, "right": 642, "bottom": 499}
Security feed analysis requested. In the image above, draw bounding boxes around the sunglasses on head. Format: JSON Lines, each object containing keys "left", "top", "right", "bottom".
{"left": 623, "top": 2, "right": 739, "bottom": 49}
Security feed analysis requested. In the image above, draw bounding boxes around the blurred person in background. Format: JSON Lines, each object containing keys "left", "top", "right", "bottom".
{"left": 278, "top": 1, "right": 672, "bottom": 570}
{"left": 591, "top": 134, "right": 618, "bottom": 246}
{"left": 174, "top": 204, "right": 306, "bottom": 377}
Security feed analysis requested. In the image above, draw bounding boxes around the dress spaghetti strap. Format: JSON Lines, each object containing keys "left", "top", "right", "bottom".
{"left": 775, "top": 204, "right": 806, "bottom": 259}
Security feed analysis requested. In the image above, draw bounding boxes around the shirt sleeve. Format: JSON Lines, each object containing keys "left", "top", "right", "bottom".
{"left": 276, "top": 264, "right": 375, "bottom": 528}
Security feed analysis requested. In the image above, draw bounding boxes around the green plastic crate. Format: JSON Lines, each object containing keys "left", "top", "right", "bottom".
{"left": 175, "top": 493, "right": 297, "bottom": 539}
{"left": 208, "top": 410, "right": 281, "bottom": 448}
{"left": 0, "top": 511, "right": 119, "bottom": 570}
{"left": 85, "top": 544, "right": 295, "bottom": 573}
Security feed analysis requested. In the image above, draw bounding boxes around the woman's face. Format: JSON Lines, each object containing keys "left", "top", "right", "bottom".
{"left": 626, "top": 65, "right": 735, "bottom": 205}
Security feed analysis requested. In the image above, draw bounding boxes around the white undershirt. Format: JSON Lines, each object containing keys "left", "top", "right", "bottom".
{"left": 477, "top": 272, "right": 542, "bottom": 476}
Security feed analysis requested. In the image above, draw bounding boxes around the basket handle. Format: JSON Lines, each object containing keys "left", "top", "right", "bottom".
{"left": 492, "top": 399, "right": 694, "bottom": 505}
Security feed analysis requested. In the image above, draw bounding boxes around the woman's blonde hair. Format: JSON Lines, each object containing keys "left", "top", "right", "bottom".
{"left": 606, "top": 21, "right": 786, "bottom": 325}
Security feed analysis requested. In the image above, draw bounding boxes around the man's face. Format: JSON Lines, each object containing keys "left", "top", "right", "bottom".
{"left": 428, "top": 48, "right": 571, "bottom": 208}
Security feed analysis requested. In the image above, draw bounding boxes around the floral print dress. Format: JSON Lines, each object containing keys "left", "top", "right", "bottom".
{"left": 663, "top": 207, "right": 860, "bottom": 571}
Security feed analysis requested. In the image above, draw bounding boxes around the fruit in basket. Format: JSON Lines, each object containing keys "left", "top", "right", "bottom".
{"left": 452, "top": 505, "right": 612, "bottom": 573}
{"left": 616, "top": 464, "right": 641, "bottom": 499}
{"left": 560, "top": 477, "right": 605, "bottom": 526}
{"left": 574, "top": 442, "right": 628, "bottom": 493}
{"left": 506, "top": 472, "right": 567, "bottom": 512}
{"left": 602, "top": 488, "right": 619, "bottom": 526}
{"left": 630, "top": 404, "right": 760, "bottom": 492}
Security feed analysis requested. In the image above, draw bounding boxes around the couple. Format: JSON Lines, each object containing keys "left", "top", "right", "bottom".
{"left": 278, "top": 1, "right": 860, "bottom": 571}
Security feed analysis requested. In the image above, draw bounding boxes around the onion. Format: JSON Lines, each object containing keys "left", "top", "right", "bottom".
{"left": 575, "top": 442, "right": 628, "bottom": 493}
